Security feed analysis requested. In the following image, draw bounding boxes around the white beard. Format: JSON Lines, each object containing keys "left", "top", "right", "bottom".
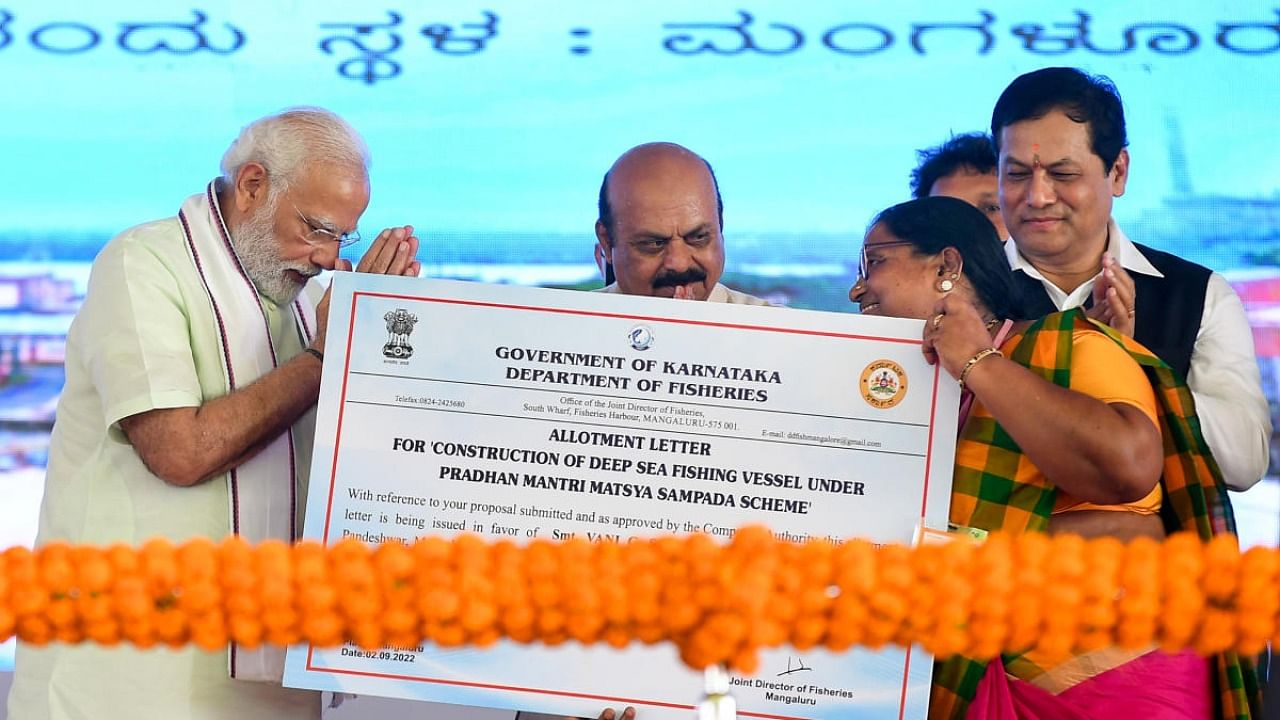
{"left": 229, "top": 194, "right": 317, "bottom": 306}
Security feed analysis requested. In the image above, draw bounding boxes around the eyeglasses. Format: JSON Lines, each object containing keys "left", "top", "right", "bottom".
{"left": 858, "top": 240, "right": 916, "bottom": 280}
{"left": 291, "top": 199, "right": 361, "bottom": 249}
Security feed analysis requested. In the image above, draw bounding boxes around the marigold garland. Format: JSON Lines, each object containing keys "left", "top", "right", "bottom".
{"left": 1, "top": 529, "right": 1277, "bottom": 673}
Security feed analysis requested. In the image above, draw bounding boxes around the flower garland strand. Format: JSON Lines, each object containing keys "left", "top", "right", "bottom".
{"left": 1, "top": 529, "right": 1276, "bottom": 672}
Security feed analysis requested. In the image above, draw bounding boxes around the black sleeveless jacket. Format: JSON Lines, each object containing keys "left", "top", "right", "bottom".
{"left": 1010, "top": 242, "right": 1211, "bottom": 380}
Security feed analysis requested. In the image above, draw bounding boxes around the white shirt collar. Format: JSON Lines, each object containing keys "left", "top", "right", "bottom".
{"left": 599, "top": 282, "right": 730, "bottom": 301}
{"left": 1005, "top": 218, "right": 1164, "bottom": 309}
{"left": 1006, "top": 219, "right": 1162, "bottom": 277}
{"left": 1106, "top": 220, "right": 1163, "bottom": 278}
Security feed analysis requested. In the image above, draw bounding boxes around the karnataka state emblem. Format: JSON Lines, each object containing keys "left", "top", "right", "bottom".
{"left": 383, "top": 308, "right": 419, "bottom": 359}
{"left": 859, "top": 359, "right": 907, "bottom": 409}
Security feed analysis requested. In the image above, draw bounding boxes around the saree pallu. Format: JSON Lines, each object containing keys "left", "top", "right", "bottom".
{"left": 967, "top": 650, "right": 1211, "bottom": 720}
{"left": 929, "top": 310, "right": 1258, "bottom": 720}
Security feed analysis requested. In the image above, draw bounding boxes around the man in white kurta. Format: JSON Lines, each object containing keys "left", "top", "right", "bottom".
{"left": 8, "top": 217, "right": 324, "bottom": 720}
{"left": 6, "top": 108, "right": 422, "bottom": 720}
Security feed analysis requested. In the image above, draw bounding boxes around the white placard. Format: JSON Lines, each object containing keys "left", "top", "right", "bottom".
{"left": 285, "top": 273, "right": 958, "bottom": 720}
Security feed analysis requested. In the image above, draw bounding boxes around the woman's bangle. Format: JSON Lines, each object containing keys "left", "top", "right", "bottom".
{"left": 958, "top": 347, "right": 1002, "bottom": 391}
{"left": 302, "top": 347, "right": 324, "bottom": 363}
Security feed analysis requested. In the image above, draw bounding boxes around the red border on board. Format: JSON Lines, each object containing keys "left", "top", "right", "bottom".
{"left": 319, "top": 291, "right": 363, "bottom": 543}
{"left": 308, "top": 291, "right": 941, "bottom": 720}
{"left": 304, "top": 664, "right": 816, "bottom": 719}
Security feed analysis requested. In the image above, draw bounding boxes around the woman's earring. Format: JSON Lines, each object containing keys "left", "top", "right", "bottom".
{"left": 939, "top": 273, "right": 957, "bottom": 293}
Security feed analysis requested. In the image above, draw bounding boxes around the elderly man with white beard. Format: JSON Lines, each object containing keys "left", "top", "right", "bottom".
{"left": 6, "top": 107, "right": 420, "bottom": 720}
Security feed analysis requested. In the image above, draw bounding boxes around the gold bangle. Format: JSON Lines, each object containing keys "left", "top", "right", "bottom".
{"left": 958, "top": 347, "right": 1002, "bottom": 391}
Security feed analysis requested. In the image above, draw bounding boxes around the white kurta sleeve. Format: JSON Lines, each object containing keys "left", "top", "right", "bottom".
{"left": 1185, "top": 273, "right": 1272, "bottom": 491}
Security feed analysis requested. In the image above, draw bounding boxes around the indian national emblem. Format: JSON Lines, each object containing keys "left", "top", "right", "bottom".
{"left": 383, "top": 308, "right": 419, "bottom": 359}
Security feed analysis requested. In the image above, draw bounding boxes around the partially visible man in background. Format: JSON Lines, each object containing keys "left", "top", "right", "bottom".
{"left": 910, "top": 132, "right": 1008, "bottom": 242}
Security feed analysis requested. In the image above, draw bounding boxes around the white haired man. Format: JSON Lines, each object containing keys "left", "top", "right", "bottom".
{"left": 6, "top": 107, "right": 421, "bottom": 720}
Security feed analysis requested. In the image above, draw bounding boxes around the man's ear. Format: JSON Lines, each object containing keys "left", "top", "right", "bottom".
{"left": 594, "top": 220, "right": 613, "bottom": 261}
{"left": 233, "top": 162, "right": 270, "bottom": 213}
{"left": 1109, "top": 148, "right": 1129, "bottom": 198}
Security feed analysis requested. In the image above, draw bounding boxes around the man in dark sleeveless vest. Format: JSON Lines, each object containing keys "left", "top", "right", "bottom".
{"left": 991, "top": 66, "right": 1269, "bottom": 492}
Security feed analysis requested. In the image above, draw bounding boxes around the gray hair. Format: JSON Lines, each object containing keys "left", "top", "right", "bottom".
{"left": 220, "top": 107, "right": 370, "bottom": 192}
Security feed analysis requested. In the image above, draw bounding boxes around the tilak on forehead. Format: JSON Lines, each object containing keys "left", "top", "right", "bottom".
{"left": 1032, "top": 142, "right": 1041, "bottom": 168}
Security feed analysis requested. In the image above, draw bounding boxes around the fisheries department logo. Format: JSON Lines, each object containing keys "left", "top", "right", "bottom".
{"left": 860, "top": 359, "right": 907, "bottom": 409}
{"left": 629, "top": 325, "right": 654, "bottom": 351}
{"left": 383, "top": 308, "right": 419, "bottom": 359}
